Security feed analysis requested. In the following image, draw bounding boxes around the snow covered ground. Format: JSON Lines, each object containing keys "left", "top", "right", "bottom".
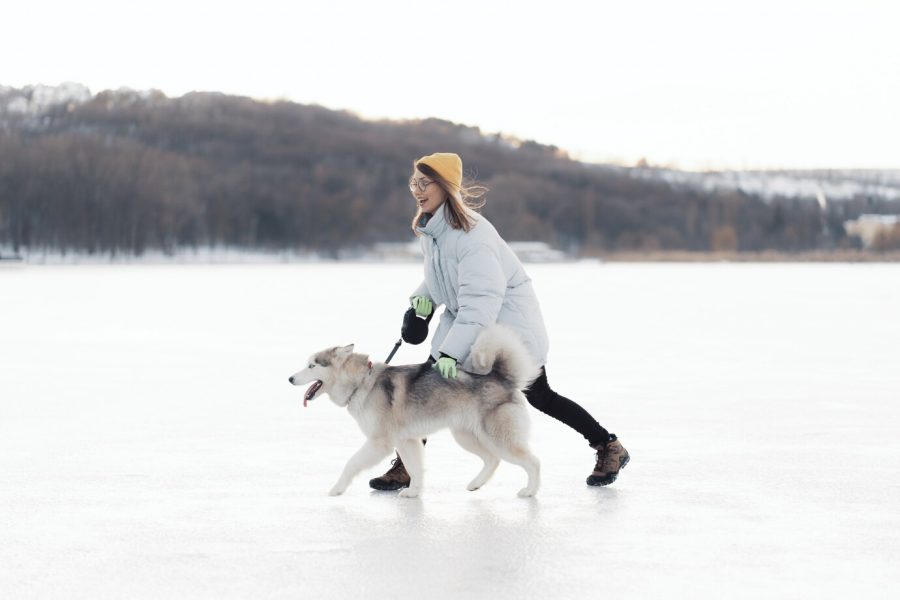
{"left": 1, "top": 262, "right": 899, "bottom": 599}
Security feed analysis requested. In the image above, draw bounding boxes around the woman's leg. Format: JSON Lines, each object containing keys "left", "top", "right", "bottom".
{"left": 525, "top": 367, "right": 629, "bottom": 486}
{"left": 524, "top": 366, "right": 612, "bottom": 447}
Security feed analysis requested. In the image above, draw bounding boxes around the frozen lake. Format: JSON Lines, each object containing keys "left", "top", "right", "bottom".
{"left": 1, "top": 262, "right": 899, "bottom": 598}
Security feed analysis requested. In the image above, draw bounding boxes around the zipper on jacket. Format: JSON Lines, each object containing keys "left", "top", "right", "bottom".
{"left": 431, "top": 238, "right": 453, "bottom": 313}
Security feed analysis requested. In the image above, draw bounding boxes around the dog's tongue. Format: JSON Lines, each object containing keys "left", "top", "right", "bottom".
{"left": 304, "top": 380, "right": 323, "bottom": 408}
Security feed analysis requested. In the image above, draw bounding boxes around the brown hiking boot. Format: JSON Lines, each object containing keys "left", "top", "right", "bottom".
{"left": 369, "top": 454, "right": 410, "bottom": 491}
{"left": 587, "top": 437, "right": 630, "bottom": 486}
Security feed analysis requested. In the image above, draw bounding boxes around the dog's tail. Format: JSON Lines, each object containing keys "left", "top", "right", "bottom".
{"left": 469, "top": 324, "right": 542, "bottom": 391}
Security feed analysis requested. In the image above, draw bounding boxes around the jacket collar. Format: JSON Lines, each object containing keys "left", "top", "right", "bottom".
{"left": 416, "top": 204, "right": 451, "bottom": 239}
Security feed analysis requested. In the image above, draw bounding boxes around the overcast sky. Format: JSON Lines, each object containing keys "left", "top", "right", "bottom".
{"left": 3, "top": 0, "right": 898, "bottom": 170}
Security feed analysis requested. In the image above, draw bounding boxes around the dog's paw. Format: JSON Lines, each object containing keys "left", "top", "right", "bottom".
{"left": 467, "top": 481, "right": 482, "bottom": 491}
{"left": 517, "top": 487, "right": 537, "bottom": 498}
{"left": 398, "top": 487, "right": 421, "bottom": 499}
{"left": 328, "top": 485, "right": 346, "bottom": 496}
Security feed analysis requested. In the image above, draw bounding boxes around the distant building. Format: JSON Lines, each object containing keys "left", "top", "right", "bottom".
{"left": 507, "top": 242, "right": 568, "bottom": 262}
{"left": 368, "top": 241, "right": 568, "bottom": 262}
{"left": 369, "top": 242, "right": 422, "bottom": 261}
{"left": 843, "top": 214, "right": 900, "bottom": 248}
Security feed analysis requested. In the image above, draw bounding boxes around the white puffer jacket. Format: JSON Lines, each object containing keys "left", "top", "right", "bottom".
{"left": 410, "top": 204, "right": 549, "bottom": 368}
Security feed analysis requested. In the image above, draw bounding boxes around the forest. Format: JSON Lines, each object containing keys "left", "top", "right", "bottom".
{"left": 1, "top": 88, "right": 897, "bottom": 256}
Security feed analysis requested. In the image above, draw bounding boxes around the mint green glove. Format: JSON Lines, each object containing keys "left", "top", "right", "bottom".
{"left": 411, "top": 296, "right": 433, "bottom": 317}
{"left": 434, "top": 356, "right": 457, "bottom": 379}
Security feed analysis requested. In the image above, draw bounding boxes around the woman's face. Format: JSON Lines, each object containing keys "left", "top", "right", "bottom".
{"left": 410, "top": 168, "right": 446, "bottom": 214}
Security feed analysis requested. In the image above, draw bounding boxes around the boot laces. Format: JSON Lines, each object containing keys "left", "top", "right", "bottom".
{"left": 386, "top": 456, "right": 405, "bottom": 475}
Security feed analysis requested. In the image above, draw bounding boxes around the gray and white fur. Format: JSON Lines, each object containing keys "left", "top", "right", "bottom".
{"left": 289, "top": 325, "right": 542, "bottom": 498}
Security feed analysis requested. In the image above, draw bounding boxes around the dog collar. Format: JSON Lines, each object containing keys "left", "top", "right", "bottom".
{"left": 348, "top": 361, "right": 375, "bottom": 405}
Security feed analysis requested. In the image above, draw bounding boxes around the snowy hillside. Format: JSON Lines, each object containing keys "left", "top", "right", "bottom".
{"left": 604, "top": 164, "right": 900, "bottom": 203}
{"left": 3, "top": 82, "right": 898, "bottom": 206}
{"left": 0, "top": 82, "right": 92, "bottom": 115}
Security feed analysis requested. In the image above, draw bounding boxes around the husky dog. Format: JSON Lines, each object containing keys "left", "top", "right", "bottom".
{"left": 289, "top": 325, "right": 542, "bottom": 498}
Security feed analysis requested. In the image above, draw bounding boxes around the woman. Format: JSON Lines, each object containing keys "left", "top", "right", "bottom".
{"left": 369, "top": 152, "right": 629, "bottom": 491}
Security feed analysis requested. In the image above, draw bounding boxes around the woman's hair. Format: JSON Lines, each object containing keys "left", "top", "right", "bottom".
{"left": 410, "top": 161, "right": 489, "bottom": 234}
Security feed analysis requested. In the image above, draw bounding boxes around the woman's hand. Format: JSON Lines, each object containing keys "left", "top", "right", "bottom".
{"left": 433, "top": 356, "right": 457, "bottom": 379}
{"left": 411, "top": 296, "right": 433, "bottom": 317}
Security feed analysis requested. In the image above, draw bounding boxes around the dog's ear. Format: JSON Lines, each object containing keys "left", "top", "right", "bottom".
{"left": 336, "top": 344, "right": 354, "bottom": 357}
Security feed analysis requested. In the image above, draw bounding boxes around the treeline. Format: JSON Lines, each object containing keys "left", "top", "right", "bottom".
{"left": 0, "top": 88, "right": 895, "bottom": 256}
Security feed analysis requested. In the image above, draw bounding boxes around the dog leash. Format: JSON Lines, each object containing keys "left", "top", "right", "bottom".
{"left": 384, "top": 339, "right": 402, "bottom": 364}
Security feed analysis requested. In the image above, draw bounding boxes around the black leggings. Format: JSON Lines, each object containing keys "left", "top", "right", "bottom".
{"left": 525, "top": 366, "right": 611, "bottom": 448}
{"left": 427, "top": 357, "right": 611, "bottom": 447}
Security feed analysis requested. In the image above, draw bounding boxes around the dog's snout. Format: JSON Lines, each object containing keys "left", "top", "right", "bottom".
{"left": 289, "top": 376, "right": 294, "bottom": 384}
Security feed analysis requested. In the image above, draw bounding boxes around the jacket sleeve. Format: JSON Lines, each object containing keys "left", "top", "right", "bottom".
{"left": 438, "top": 243, "right": 505, "bottom": 362}
{"left": 409, "top": 280, "right": 434, "bottom": 305}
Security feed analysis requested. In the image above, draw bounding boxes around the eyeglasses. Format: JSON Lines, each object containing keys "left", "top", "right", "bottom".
{"left": 408, "top": 177, "right": 436, "bottom": 193}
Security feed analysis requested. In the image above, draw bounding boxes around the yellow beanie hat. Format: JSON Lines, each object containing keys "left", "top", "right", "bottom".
{"left": 416, "top": 152, "right": 463, "bottom": 190}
